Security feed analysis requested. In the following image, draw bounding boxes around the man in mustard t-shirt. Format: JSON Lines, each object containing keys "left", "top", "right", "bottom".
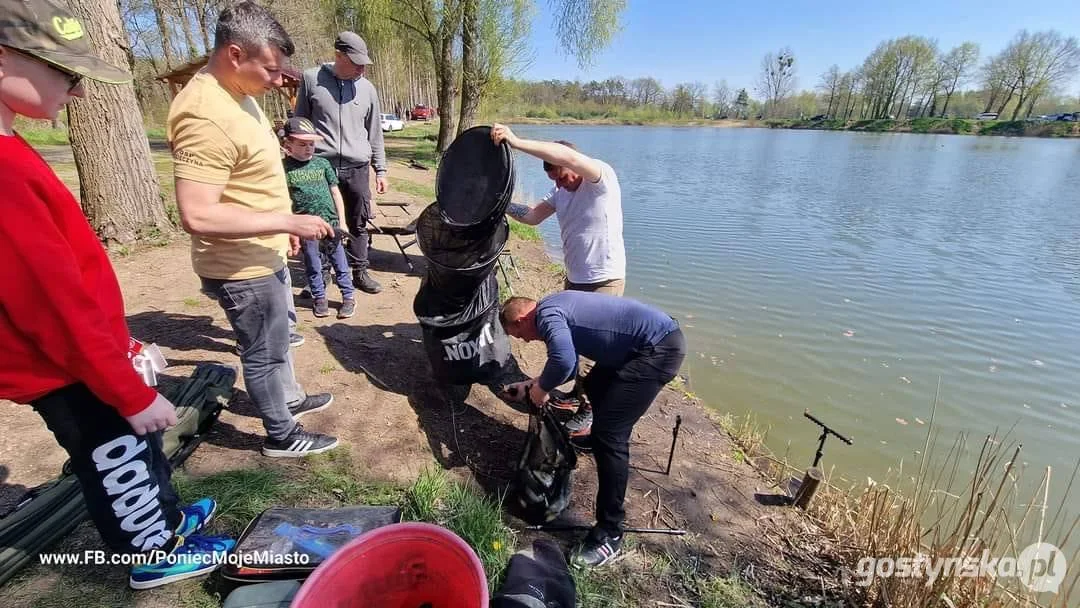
{"left": 167, "top": 2, "right": 338, "bottom": 457}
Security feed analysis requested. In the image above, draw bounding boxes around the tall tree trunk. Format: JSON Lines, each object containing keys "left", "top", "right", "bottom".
{"left": 457, "top": 0, "right": 480, "bottom": 135}
{"left": 940, "top": 92, "right": 953, "bottom": 117}
{"left": 66, "top": 0, "right": 168, "bottom": 244}
{"left": 1011, "top": 93, "right": 1026, "bottom": 121}
{"left": 996, "top": 80, "right": 1018, "bottom": 115}
{"left": 1023, "top": 92, "right": 1040, "bottom": 119}
{"left": 193, "top": 1, "right": 212, "bottom": 52}
{"left": 434, "top": 31, "right": 457, "bottom": 152}
{"left": 983, "top": 87, "right": 999, "bottom": 113}
{"left": 150, "top": 0, "right": 176, "bottom": 68}
{"left": 174, "top": 0, "right": 198, "bottom": 59}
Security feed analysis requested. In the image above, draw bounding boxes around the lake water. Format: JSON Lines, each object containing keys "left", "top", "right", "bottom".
{"left": 510, "top": 124, "right": 1080, "bottom": 514}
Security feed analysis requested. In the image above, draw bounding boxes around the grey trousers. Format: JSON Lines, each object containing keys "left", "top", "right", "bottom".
{"left": 202, "top": 269, "right": 306, "bottom": 440}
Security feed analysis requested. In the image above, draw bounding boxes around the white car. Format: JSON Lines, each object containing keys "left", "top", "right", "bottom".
{"left": 380, "top": 113, "right": 404, "bottom": 132}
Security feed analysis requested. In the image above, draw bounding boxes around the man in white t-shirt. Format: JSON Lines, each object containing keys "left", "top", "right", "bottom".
{"left": 491, "top": 124, "right": 626, "bottom": 295}
{"left": 491, "top": 123, "right": 627, "bottom": 438}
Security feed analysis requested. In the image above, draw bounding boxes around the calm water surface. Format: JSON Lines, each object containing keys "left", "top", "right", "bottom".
{"left": 511, "top": 125, "right": 1080, "bottom": 515}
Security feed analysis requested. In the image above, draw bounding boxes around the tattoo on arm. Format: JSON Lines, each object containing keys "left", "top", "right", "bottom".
{"left": 507, "top": 203, "right": 530, "bottom": 219}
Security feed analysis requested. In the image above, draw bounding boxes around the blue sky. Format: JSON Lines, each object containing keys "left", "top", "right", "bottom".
{"left": 520, "top": 0, "right": 1080, "bottom": 95}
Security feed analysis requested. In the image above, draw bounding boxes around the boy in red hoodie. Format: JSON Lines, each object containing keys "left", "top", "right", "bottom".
{"left": 0, "top": 0, "right": 232, "bottom": 589}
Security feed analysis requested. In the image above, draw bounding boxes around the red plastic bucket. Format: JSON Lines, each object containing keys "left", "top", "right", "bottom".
{"left": 290, "top": 522, "right": 489, "bottom": 608}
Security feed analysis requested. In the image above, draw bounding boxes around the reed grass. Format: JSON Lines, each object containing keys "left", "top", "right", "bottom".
{"left": 719, "top": 380, "right": 1078, "bottom": 607}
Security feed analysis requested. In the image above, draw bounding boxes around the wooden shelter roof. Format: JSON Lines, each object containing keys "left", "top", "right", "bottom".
{"left": 156, "top": 56, "right": 301, "bottom": 107}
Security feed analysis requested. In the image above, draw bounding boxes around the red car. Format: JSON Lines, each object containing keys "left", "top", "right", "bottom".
{"left": 409, "top": 104, "right": 434, "bottom": 121}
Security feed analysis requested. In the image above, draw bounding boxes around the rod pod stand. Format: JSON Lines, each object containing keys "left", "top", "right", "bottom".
{"left": 793, "top": 409, "right": 853, "bottom": 509}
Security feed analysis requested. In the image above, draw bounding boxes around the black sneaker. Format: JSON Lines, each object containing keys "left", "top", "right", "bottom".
{"left": 262, "top": 424, "right": 339, "bottom": 458}
{"left": 313, "top": 297, "right": 330, "bottom": 317}
{"left": 289, "top": 393, "right": 333, "bottom": 420}
{"left": 355, "top": 271, "right": 383, "bottom": 294}
{"left": 571, "top": 531, "right": 623, "bottom": 568}
{"left": 569, "top": 433, "right": 593, "bottom": 453}
{"left": 338, "top": 298, "right": 356, "bottom": 319}
{"left": 564, "top": 406, "right": 593, "bottom": 438}
{"left": 548, "top": 389, "right": 582, "bottom": 411}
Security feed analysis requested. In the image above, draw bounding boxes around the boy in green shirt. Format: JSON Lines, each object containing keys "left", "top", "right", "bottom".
{"left": 282, "top": 117, "right": 356, "bottom": 318}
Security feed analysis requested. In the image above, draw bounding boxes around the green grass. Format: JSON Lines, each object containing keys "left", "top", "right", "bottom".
{"left": 385, "top": 122, "right": 440, "bottom": 169}
{"left": 166, "top": 203, "right": 181, "bottom": 226}
{"left": 388, "top": 175, "right": 435, "bottom": 200}
{"left": 979, "top": 119, "right": 1078, "bottom": 137}
{"left": 851, "top": 119, "right": 896, "bottom": 132}
{"left": 402, "top": 467, "right": 514, "bottom": 590}
{"left": 508, "top": 219, "right": 541, "bottom": 242}
{"left": 576, "top": 566, "right": 630, "bottom": 607}
{"left": 545, "top": 262, "right": 565, "bottom": 276}
{"left": 16, "top": 125, "right": 168, "bottom": 146}
{"left": 509, "top": 103, "right": 712, "bottom": 124}
{"left": 698, "top": 574, "right": 767, "bottom": 608}
{"left": 182, "top": 297, "right": 202, "bottom": 308}
{"left": 769, "top": 116, "right": 1080, "bottom": 138}
{"left": 17, "top": 127, "right": 70, "bottom": 145}
{"left": 173, "top": 468, "right": 301, "bottom": 536}
{"left": 386, "top": 136, "right": 438, "bottom": 169}
{"left": 385, "top": 122, "right": 440, "bottom": 140}
{"left": 909, "top": 117, "right": 947, "bottom": 133}
{"left": 302, "top": 451, "right": 403, "bottom": 506}
{"left": 498, "top": 274, "right": 511, "bottom": 302}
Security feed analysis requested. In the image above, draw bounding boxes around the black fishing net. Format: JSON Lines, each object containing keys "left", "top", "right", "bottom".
{"left": 414, "top": 125, "right": 517, "bottom": 386}
{"left": 416, "top": 202, "right": 508, "bottom": 276}
{"left": 436, "top": 125, "right": 515, "bottom": 227}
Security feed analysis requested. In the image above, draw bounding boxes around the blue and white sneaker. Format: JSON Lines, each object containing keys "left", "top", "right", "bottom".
{"left": 175, "top": 498, "right": 217, "bottom": 538}
{"left": 129, "top": 534, "right": 235, "bottom": 590}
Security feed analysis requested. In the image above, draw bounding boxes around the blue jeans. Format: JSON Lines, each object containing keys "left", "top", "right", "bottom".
{"left": 201, "top": 269, "right": 306, "bottom": 441}
{"left": 300, "top": 237, "right": 355, "bottom": 300}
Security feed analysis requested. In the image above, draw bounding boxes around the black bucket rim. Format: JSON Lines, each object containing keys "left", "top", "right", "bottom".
{"left": 435, "top": 125, "right": 515, "bottom": 228}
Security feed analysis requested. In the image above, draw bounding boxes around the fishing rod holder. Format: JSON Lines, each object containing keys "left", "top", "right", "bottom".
{"left": 804, "top": 409, "right": 853, "bottom": 468}
{"left": 792, "top": 409, "right": 853, "bottom": 510}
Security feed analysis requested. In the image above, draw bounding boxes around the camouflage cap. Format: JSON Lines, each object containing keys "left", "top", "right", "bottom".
{"left": 283, "top": 117, "right": 322, "bottom": 141}
{"left": 0, "top": 0, "right": 130, "bottom": 84}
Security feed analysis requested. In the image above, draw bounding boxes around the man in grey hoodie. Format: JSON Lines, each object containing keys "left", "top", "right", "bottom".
{"left": 294, "top": 31, "right": 387, "bottom": 294}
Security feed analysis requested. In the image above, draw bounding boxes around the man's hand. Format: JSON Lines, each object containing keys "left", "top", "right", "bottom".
{"left": 491, "top": 123, "right": 520, "bottom": 149}
{"left": 288, "top": 234, "right": 301, "bottom": 256}
{"left": 375, "top": 176, "right": 388, "bottom": 195}
{"left": 528, "top": 382, "right": 549, "bottom": 408}
{"left": 287, "top": 214, "right": 333, "bottom": 240}
{"left": 124, "top": 392, "right": 178, "bottom": 435}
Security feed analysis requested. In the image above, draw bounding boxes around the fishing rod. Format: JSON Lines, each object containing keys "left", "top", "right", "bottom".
{"left": 520, "top": 524, "right": 686, "bottom": 535}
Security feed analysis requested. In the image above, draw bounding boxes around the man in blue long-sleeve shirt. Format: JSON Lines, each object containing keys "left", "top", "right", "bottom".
{"left": 500, "top": 291, "right": 686, "bottom": 568}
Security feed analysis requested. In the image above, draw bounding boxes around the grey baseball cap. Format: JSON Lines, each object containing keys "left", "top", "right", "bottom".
{"left": 334, "top": 31, "right": 372, "bottom": 65}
